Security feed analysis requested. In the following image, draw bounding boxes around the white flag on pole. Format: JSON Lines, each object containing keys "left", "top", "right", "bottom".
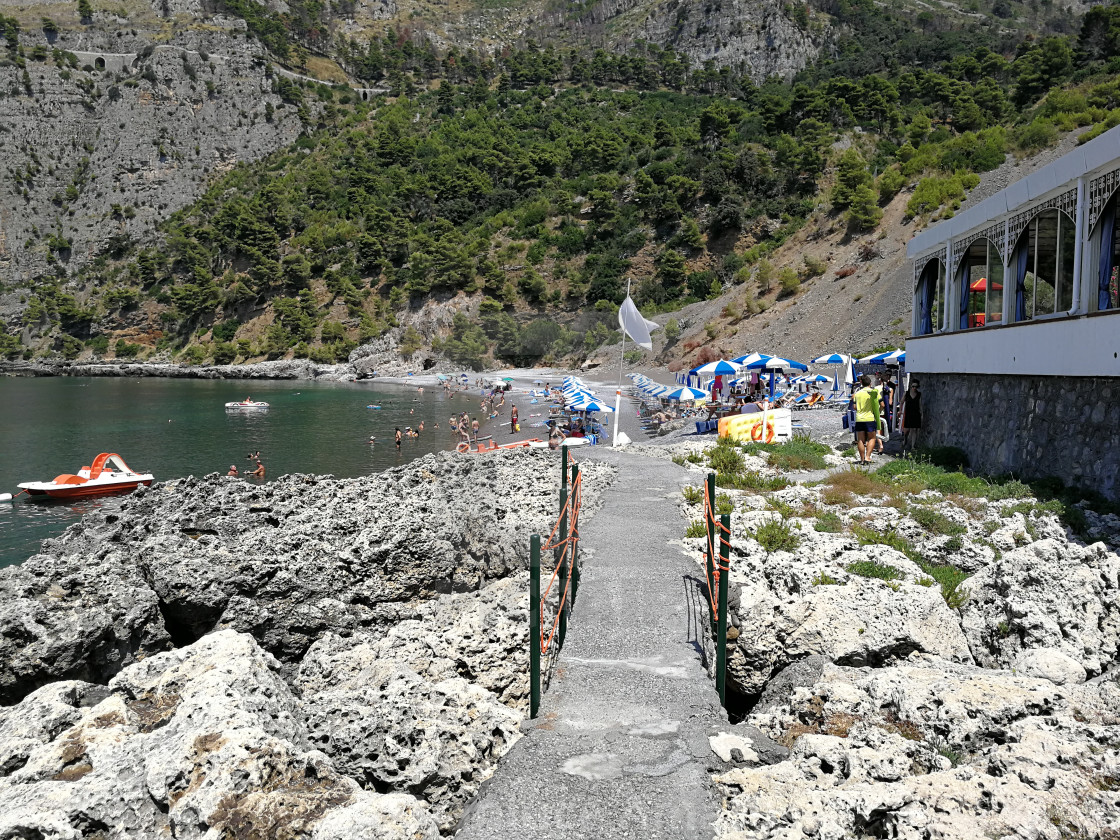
{"left": 618, "top": 295, "right": 658, "bottom": 351}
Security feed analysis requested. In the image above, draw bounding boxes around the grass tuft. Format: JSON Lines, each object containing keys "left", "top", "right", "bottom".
{"left": 845, "top": 559, "right": 904, "bottom": 581}
{"left": 814, "top": 511, "right": 843, "bottom": 533}
{"left": 681, "top": 485, "right": 703, "bottom": 505}
{"left": 684, "top": 520, "right": 706, "bottom": 538}
{"left": 743, "top": 435, "right": 830, "bottom": 472}
{"left": 909, "top": 506, "right": 966, "bottom": 536}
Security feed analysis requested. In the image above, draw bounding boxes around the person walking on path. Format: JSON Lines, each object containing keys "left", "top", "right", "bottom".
{"left": 853, "top": 374, "right": 881, "bottom": 465}
{"left": 510, "top": 405, "right": 519, "bottom": 435}
{"left": 901, "top": 380, "right": 922, "bottom": 455}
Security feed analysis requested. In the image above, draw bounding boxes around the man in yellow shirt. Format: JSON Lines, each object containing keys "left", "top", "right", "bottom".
{"left": 853, "top": 374, "right": 881, "bottom": 465}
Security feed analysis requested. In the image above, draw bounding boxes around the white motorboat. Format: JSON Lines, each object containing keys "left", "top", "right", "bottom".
{"left": 225, "top": 399, "right": 270, "bottom": 412}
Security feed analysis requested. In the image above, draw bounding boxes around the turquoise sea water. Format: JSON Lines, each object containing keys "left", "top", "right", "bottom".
{"left": 0, "top": 376, "right": 485, "bottom": 567}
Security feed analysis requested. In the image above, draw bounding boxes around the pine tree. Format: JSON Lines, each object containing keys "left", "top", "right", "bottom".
{"left": 831, "top": 148, "right": 872, "bottom": 210}
{"left": 847, "top": 183, "right": 884, "bottom": 231}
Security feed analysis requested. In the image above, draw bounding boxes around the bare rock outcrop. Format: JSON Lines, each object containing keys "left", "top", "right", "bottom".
{"left": 0, "top": 631, "right": 440, "bottom": 839}
{"left": 716, "top": 656, "right": 1120, "bottom": 840}
{"left": 0, "top": 451, "right": 613, "bottom": 703}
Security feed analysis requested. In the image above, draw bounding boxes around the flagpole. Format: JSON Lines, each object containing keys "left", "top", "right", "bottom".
{"left": 613, "top": 279, "right": 629, "bottom": 447}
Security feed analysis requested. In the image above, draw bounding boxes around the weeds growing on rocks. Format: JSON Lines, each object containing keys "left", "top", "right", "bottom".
{"left": 681, "top": 485, "right": 703, "bottom": 505}
{"left": 742, "top": 436, "right": 830, "bottom": 471}
{"left": 845, "top": 559, "right": 904, "bottom": 582}
{"left": 685, "top": 520, "right": 706, "bottom": 538}
{"left": 715, "top": 493, "right": 735, "bottom": 516}
{"left": 850, "top": 524, "right": 971, "bottom": 609}
{"left": 754, "top": 519, "right": 801, "bottom": 553}
{"left": 718, "top": 472, "right": 791, "bottom": 491}
{"left": 909, "top": 506, "right": 967, "bottom": 536}
{"left": 814, "top": 512, "right": 843, "bottom": 533}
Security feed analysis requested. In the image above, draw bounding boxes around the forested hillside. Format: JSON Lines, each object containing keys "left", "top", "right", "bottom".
{"left": 3, "top": 0, "right": 1120, "bottom": 368}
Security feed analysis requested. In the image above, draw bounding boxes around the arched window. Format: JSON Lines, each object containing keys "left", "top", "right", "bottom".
{"left": 955, "top": 238, "right": 1003, "bottom": 329}
{"left": 1093, "top": 192, "right": 1119, "bottom": 312}
{"left": 916, "top": 258, "right": 946, "bottom": 335}
{"left": 1011, "top": 209, "right": 1075, "bottom": 321}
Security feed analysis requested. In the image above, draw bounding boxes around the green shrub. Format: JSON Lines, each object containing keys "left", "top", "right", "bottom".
{"left": 812, "top": 571, "right": 842, "bottom": 585}
{"left": 717, "top": 471, "right": 790, "bottom": 491}
{"left": 845, "top": 559, "right": 904, "bottom": 581}
{"left": 685, "top": 520, "right": 706, "bottom": 538}
{"left": 708, "top": 438, "right": 745, "bottom": 475}
{"left": 909, "top": 507, "right": 966, "bottom": 536}
{"left": 814, "top": 511, "right": 843, "bottom": 533}
{"left": 115, "top": 339, "right": 142, "bottom": 358}
{"left": 715, "top": 493, "right": 735, "bottom": 516}
{"left": 754, "top": 518, "right": 801, "bottom": 552}
{"left": 682, "top": 485, "right": 703, "bottom": 505}
{"left": 744, "top": 436, "right": 830, "bottom": 471}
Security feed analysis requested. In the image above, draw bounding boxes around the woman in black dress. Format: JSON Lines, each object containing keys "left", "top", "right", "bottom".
{"left": 900, "top": 381, "right": 922, "bottom": 455}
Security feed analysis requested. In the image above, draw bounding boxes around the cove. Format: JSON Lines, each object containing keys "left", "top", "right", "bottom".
{"left": 0, "top": 376, "right": 479, "bottom": 567}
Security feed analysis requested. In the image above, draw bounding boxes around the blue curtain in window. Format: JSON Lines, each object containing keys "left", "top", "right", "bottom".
{"left": 959, "top": 264, "right": 970, "bottom": 330}
{"left": 1100, "top": 199, "right": 1115, "bottom": 311}
{"left": 1015, "top": 242, "right": 1029, "bottom": 322}
{"left": 919, "top": 266, "right": 934, "bottom": 334}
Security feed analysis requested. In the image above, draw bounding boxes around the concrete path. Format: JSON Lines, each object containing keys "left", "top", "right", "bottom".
{"left": 455, "top": 449, "right": 726, "bottom": 840}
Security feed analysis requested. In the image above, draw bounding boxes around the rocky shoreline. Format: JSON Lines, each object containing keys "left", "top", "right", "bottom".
{"left": 0, "top": 451, "right": 616, "bottom": 837}
{"left": 0, "top": 358, "right": 358, "bottom": 381}
{"left": 663, "top": 438, "right": 1120, "bottom": 839}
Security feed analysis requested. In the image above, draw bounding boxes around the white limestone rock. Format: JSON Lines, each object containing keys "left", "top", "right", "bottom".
{"left": 1012, "top": 647, "right": 1088, "bottom": 685}
{"left": 296, "top": 578, "right": 528, "bottom": 831}
{"left": 960, "top": 538, "right": 1120, "bottom": 676}
{"left": 728, "top": 578, "right": 973, "bottom": 695}
{"left": 717, "top": 657, "right": 1120, "bottom": 840}
{"left": 0, "top": 630, "right": 439, "bottom": 839}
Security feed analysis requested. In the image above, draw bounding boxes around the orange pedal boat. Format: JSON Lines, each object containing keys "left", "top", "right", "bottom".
{"left": 18, "top": 453, "right": 154, "bottom": 499}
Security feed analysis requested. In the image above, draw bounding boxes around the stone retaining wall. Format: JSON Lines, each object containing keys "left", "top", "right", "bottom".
{"left": 916, "top": 372, "right": 1120, "bottom": 498}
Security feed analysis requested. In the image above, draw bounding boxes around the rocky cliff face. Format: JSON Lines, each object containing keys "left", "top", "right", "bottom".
{"left": 0, "top": 21, "right": 307, "bottom": 323}
{"left": 543, "top": 0, "right": 823, "bottom": 80}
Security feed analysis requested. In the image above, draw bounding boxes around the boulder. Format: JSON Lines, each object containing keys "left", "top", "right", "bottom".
{"left": 0, "top": 631, "right": 439, "bottom": 839}
{"left": 717, "top": 656, "right": 1120, "bottom": 840}
{"left": 729, "top": 578, "right": 973, "bottom": 695}
{"left": 295, "top": 577, "right": 529, "bottom": 830}
{"left": 1012, "top": 647, "right": 1088, "bottom": 685}
{"left": 960, "top": 538, "right": 1120, "bottom": 677}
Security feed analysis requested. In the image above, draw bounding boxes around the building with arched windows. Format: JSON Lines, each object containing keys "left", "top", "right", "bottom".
{"left": 906, "top": 123, "right": 1120, "bottom": 498}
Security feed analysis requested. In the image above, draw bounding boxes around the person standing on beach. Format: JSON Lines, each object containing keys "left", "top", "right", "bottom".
{"left": 852, "top": 375, "right": 880, "bottom": 466}
{"left": 510, "top": 405, "right": 519, "bottom": 435}
{"left": 471, "top": 417, "right": 480, "bottom": 441}
{"left": 900, "top": 380, "right": 922, "bottom": 455}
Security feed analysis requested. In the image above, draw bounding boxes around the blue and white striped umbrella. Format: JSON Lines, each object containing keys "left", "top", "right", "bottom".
{"left": 793, "top": 374, "right": 833, "bottom": 384}
{"left": 689, "top": 359, "right": 744, "bottom": 376}
{"left": 661, "top": 386, "right": 708, "bottom": 401}
{"left": 810, "top": 353, "right": 852, "bottom": 365}
{"left": 732, "top": 353, "right": 770, "bottom": 366}
{"left": 859, "top": 349, "right": 906, "bottom": 365}
{"left": 745, "top": 356, "right": 809, "bottom": 372}
{"left": 568, "top": 396, "right": 616, "bottom": 413}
